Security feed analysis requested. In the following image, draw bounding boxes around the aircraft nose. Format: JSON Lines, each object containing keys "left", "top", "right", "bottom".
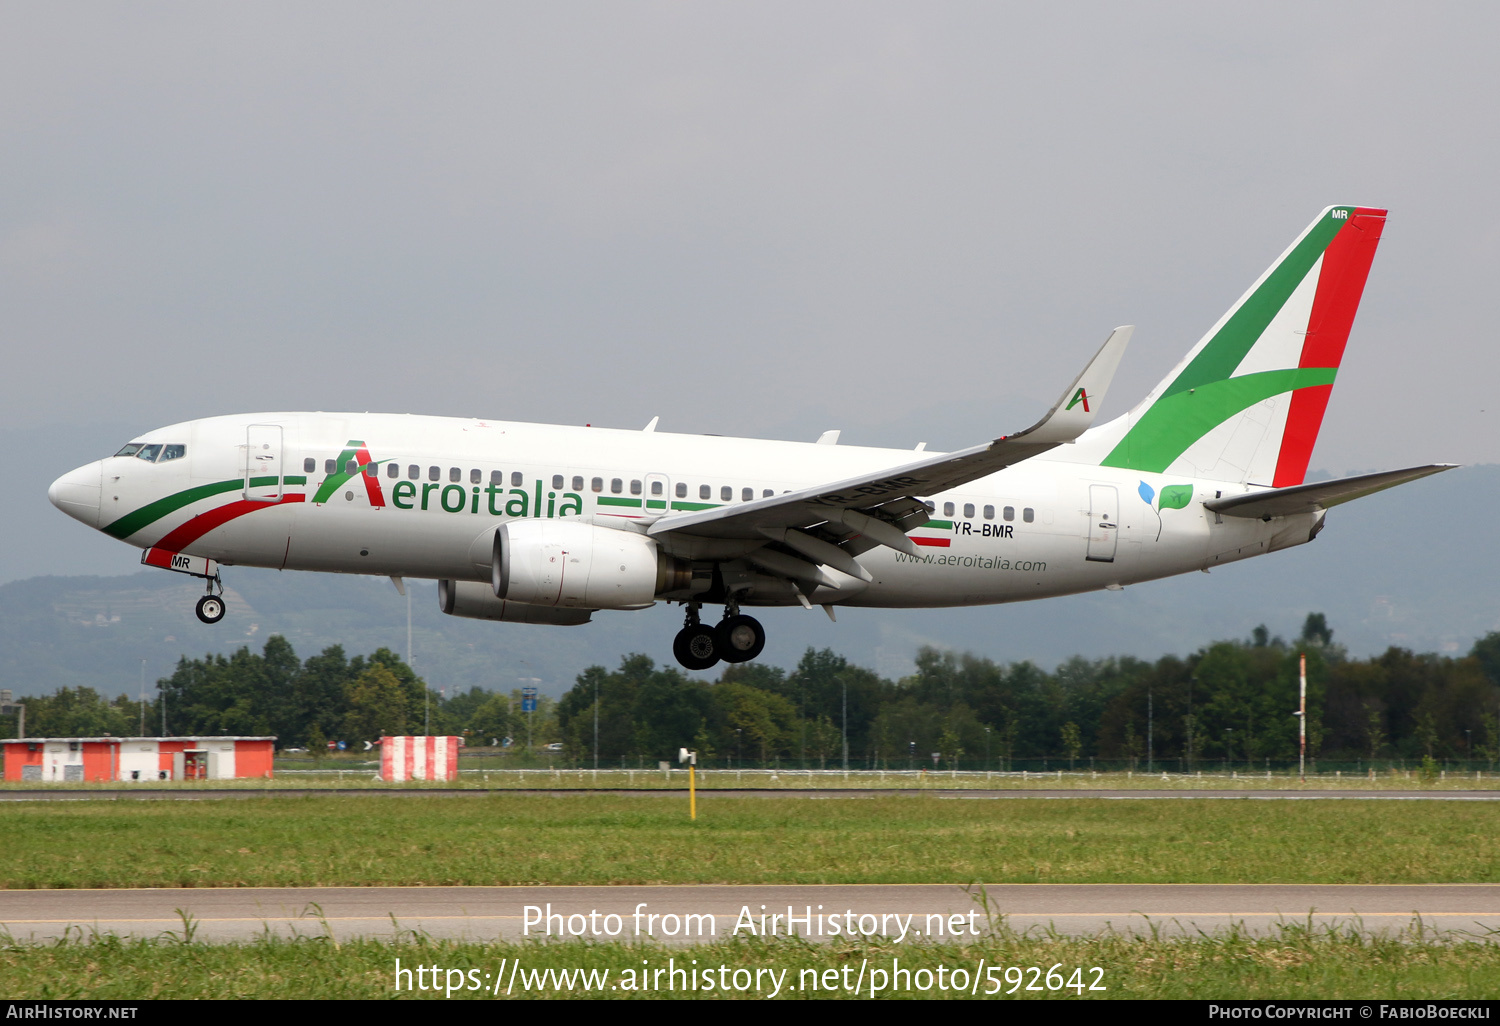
{"left": 49, "top": 461, "right": 103, "bottom": 528}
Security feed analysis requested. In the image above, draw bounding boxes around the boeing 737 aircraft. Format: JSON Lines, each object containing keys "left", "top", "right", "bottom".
{"left": 49, "top": 206, "right": 1453, "bottom": 669}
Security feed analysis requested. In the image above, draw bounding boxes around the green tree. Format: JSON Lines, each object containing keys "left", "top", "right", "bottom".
{"left": 25, "top": 687, "right": 134, "bottom": 737}
{"left": 468, "top": 692, "right": 521, "bottom": 747}
{"left": 1300, "top": 612, "right": 1334, "bottom": 647}
{"left": 1471, "top": 632, "right": 1500, "bottom": 686}
{"left": 1363, "top": 701, "right": 1387, "bottom": 763}
{"left": 938, "top": 725, "right": 964, "bottom": 770}
{"left": 807, "top": 715, "right": 841, "bottom": 769}
{"left": 342, "top": 664, "right": 411, "bottom": 741}
{"left": 306, "top": 723, "right": 328, "bottom": 763}
{"left": 1060, "top": 721, "right": 1082, "bottom": 770}
{"left": 1122, "top": 721, "right": 1142, "bottom": 770}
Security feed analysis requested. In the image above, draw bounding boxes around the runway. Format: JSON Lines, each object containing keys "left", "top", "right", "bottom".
{"left": 2, "top": 788, "right": 1498, "bottom": 801}
{"left": 4, "top": 884, "right": 1498, "bottom": 943}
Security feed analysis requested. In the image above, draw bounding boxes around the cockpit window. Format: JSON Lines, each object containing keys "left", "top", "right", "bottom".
{"left": 116, "top": 441, "right": 186, "bottom": 462}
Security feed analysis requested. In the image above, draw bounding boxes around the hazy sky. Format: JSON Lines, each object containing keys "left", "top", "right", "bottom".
{"left": 5, "top": 3, "right": 1497, "bottom": 584}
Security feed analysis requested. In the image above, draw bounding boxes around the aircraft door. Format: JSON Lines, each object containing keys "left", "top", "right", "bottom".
{"left": 245, "top": 424, "right": 283, "bottom": 501}
{"left": 1086, "top": 484, "right": 1119, "bottom": 562}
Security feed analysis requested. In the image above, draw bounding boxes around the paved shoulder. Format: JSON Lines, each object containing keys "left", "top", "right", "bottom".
{"left": 4, "top": 884, "right": 1498, "bottom": 943}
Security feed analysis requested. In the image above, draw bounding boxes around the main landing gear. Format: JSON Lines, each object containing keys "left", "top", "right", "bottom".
{"left": 672, "top": 600, "right": 765, "bottom": 671}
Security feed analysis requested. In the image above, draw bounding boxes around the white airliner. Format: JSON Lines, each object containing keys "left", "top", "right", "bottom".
{"left": 50, "top": 206, "right": 1452, "bottom": 669}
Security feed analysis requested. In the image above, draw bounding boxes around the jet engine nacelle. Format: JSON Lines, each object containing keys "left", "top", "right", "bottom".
{"left": 438, "top": 579, "right": 593, "bottom": 625}
{"left": 494, "top": 520, "right": 689, "bottom": 610}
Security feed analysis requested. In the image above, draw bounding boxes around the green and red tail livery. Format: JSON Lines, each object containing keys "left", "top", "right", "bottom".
{"left": 1095, "top": 206, "right": 1387, "bottom": 486}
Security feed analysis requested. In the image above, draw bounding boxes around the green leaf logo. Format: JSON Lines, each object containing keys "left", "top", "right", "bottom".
{"left": 1159, "top": 484, "right": 1194, "bottom": 510}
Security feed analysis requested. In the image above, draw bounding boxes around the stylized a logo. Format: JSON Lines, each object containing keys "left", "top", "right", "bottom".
{"left": 312, "top": 439, "right": 387, "bottom": 506}
{"left": 1066, "top": 387, "right": 1090, "bottom": 413}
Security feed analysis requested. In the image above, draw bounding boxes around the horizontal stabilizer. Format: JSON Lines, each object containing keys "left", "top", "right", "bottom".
{"left": 1204, "top": 464, "right": 1457, "bottom": 519}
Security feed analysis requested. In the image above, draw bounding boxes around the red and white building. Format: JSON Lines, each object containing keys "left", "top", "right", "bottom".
{"left": 380, "top": 736, "right": 460, "bottom": 781}
{"left": 2, "top": 737, "right": 275, "bottom": 782}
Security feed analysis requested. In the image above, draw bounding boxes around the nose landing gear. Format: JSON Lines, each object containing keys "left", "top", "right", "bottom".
{"left": 195, "top": 593, "right": 226, "bottom": 624}
{"left": 194, "top": 572, "right": 227, "bottom": 624}
{"left": 671, "top": 600, "right": 766, "bottom": 670}
{"left": 141, "top": 548, "right": 228, "bottom": 625}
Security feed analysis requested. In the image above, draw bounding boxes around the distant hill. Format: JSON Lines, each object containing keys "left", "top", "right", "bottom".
{"left": 2, "top": 464, "right": 1494, "bottom": 700}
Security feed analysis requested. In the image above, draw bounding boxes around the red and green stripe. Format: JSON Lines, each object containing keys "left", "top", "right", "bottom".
{"left": 1271, "top": 207, "right": 1387, "bottom": 485}
{"left": 103, "top": 476, "right": 306, "bottom": 539}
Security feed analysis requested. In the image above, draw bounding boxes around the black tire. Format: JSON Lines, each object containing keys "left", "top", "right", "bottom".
{"left": 716, "top": 614, "right": 765, "bottom": 663}
{"left": 195, "top": 594, "right": 226, "bottom": 624}
{"left": 673, "top": 624, "right": 720, "bottom": 671}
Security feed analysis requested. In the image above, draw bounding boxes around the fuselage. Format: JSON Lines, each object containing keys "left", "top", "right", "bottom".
{"left": 49, "top": 411, "right": 1320, "bottom": 610}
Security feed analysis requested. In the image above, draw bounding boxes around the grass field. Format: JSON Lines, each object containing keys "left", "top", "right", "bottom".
{"left": 0, "top": 795, "right": 1496, "bottom": 888}
{"left": 5, "top": 921, "right": 1498, "bottom": 999}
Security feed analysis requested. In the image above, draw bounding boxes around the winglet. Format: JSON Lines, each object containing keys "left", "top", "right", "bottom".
{"left": 1011, "top": 326, "right": 1132, "bottom": 445}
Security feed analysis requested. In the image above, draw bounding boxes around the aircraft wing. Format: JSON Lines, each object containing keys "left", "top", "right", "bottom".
{"left": 646, "top": 327, "right": 1132, "bottom": 555}
{"left": 1203, "top": 464, "right": 1458, "bottom": 520}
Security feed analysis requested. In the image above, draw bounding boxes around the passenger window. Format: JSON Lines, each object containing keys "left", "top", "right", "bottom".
{"left": 411, "top": 465, "right": 421, "bottom": 480}
{"left": 490, "top": 470, "right": 503, "bottom": 485}
{"left": 1023, "top": 507, "right": 1035, "bottom": 523}
{"left": 159, "top": 444, "right": 185, "bottom": 461}
{"left": 763, "top": 489, "right": 774, "bottom": 498}
{"left": 630, "top": 479, "right": 642, "bottom": 495}
{"left": 365, "top": 463, "right": 378, "bottom": 478}
{"left": 963, "top": 503, "right": 975, "bottom": 518}
{"left": 721, "top": 486, "right": 732, "bottom": 502}
{"left": 448, "top": 467, "right": 460, "bottom": 483}
{"left": 114, "top": 443, "right": 144, "bottom": 458}
{"left": 346, "top": 460, "right": 359, "bottom": 475}
{"left": 326, "top": 459, "right": 337, "bottom": 474}
{"left": 651, "top": 480, "right": 663, "bottom": 496}
{"left": 675, "top": 482, "right": 687, "bottom": 498}
{"left": 611, "top": 478, "right": 623, "bottom": 494}
{"left": 700, "top": 484, "right": 711, "bottom": 500}
{"left": 304, "top": 458, "right": 316, "bottom": 473}
{"left": 742, "top": 487, "right": 753, "bottom": 501}
{"left": 386, "top": 464, "right": 398, "bottom": 479}
{"left": 943, "top": 502, "right": 955, "bottom": 517}
{"left": 1003, "top": 506, "right": 1014, "bottom": 521}
{"left": 511, "top": 472, "right": 523, "bottom": 487}
{"left": 983, "top": 505, "right": 995, "bottom": 520}
{"left": 591, "top": 477, "right": 603, "bottom": 493}
{"left": 923, "top": 501, "right": 935, "bottom": 512}
{"left": 136, "top": 444, "right": 162, "bottom": 462}
{"left": 429, "top": 466, "right": 440, "bottom": 481}
{"left": 572, "top": 476, "right": 584, "bottom": 491}
{"left": 552, "top": 474, "right": 564, "bottom": 489}
{"left": 472, "top": 469, "right": 482, "bottom": 485}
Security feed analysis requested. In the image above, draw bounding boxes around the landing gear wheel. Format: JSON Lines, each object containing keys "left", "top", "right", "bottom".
{"left": 673, "top": 624, "right": 720, "bottom": 671}
{"left": 195, "top": 594, "right": 226, "bottom": 624}
{"left": 716, "top": 614, "right": 765, "bottom": 664}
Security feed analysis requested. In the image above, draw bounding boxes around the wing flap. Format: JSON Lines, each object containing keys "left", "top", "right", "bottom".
{"left": 1204, "top": 464, "right": 1457, "bottom": 519}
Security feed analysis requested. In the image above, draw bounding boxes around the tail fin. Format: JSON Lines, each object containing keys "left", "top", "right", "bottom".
{"left": 1070, "top": 206, "right": 1387, "bottom": 486}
